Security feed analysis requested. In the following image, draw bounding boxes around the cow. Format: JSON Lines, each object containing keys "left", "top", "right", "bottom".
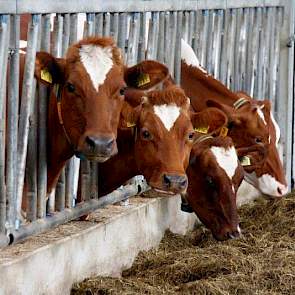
{"left": 98, "top": 85, "right": 195, "bottom": 195}
{"left": 186, "top": 134, "right": 244, "bottom": 241}
{"left": 180, "top": 39, "right": 287, "bottom": 197}
{"left": 33, "top": 37, "right": 170, "bottom": 194}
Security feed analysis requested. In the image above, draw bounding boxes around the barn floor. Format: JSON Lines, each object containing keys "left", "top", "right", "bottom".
{"left": 71, "top": 192, "right": 295, "bottom": 295}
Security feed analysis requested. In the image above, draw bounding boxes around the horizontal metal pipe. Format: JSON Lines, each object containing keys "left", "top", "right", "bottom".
{"left": 7, "top": 182, "right": 149, "bottom": 246}
{"left": 3, "top": 0, "right": 285, "bottom": 14}
{"left": 0, "top": 233, "right": 10, "bottom": 248}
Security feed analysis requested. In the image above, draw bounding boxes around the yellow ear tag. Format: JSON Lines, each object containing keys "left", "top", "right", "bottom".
{"left": 194, "top": 126, "right": 209, "bottom": 134}
{"left": 137, "top": 73, "right": 151, "bottom": 88}
{"left": 240, "top": 156, "right": 251, "bottom": 166}
{"left": 126, "top": 121, "right": 136, "bottom": 128}
{"left": 41, "top": 68, "right": 53, "bottom": 84}
{"left": 219, "top": 126, "right": 228, "bottom": 137}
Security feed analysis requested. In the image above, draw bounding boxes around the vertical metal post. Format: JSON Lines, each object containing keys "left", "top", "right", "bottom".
{"left": 16, "top": 14, "right": 40, "bottom": 224}
{"left": 6, "top": 15, "right": 19, "bottom": 228}
{"left": 0, "top": 15, "right": 9, "bottom": 233}
{"left": 174, "top": 11, "right": 183, "bottom": 84}
{"left": 37, "top": 14, "right": 51, "bottom": 219}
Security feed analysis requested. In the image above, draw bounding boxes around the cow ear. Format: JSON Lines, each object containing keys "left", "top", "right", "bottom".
{"left": 119, "top": 102, "right": 142, "bottom": 129}
{"left": 191, "top": 107, "right": 228, "bottom": 134}
{"left": 124, "top": 60, "right": 169, "bottom": 90}
{"left": 34, "top": 51, "right": 66, "bottom": 86}
{"left": 207, "top": 99, "right": 242, "bottom": 126}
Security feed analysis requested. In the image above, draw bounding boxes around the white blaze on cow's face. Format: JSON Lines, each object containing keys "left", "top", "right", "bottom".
{"left": 210, "top": 146, "right": 238, "bottom": 179}
{"left": 245, "top": 172, "right": 288, "bottom": 197}
{"left": 153, "top": 103, "right": 181, "bottom": 131}
{"left": 79, "top": 45, "right": 113, "bottom": 91}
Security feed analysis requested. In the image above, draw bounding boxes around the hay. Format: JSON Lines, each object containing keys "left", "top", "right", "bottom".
{"left": 71, "top": 193, "right": 295, "bottom": 295}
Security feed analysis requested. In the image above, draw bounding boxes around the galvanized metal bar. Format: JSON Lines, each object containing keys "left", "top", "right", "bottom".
{"left": 62, "top": 13, "right": 70, "bottom": 55}
{"left": 205, "top": 10, "right": 214, "bottom": 74}
{"left": 225, "top": 9, "right": 237, "bottom": 89}
{"left": 187, "top": 11, "right": 195, "bottom": 46}
{"left": 250, "top": 8, "right": 260, "bottom": 98}
{"left": 0, "top": 15, "right": 9, "bottom": 233}
{"left": 245, "top": 7, "right": 255, "bottom": 95}
{"left": 103, "top": 12, "right": 111, "bottom": 36}
{"left": 112, "top": 13, "right": 119, "bottom": 43}
{"left": 26, "top": 91, "right": 38, "bottom": 222}
{"left": 37, "top": 14, "right": 51, "bottom": 219}
{"left": 157, "top": 11, "right": 165, "bottom": 63}
{"left": 8, "top": 182, "right": 147, "bottom": 247}
{"left": 182, "top": 11, "right": 190, "bottom": 43}
{"left": 16, "top": 14, "right": 40, "bottom": 225}
{"left": 12, "top": 0, "right": 288, "bottom": 14}
{"left": 138, "top": 12, "right": 146, "bottom": 62}
{"left": 212, "top": 10, "right": 223, "bottom": 80}
{"left": 6, "top": 15, "right": 19, "bottom": 228}
{"left": 237, "top": 8, "right": 248, "bottom": 92}
{"left": 256, "top": 7, "right": 264, "bottom": 99}
{"left": 164, "top": 12, "right": 171, "bottom": 70}
{"left": 219, "top": 9, "right": 230, "bottom": 85}
{"left": 55, "top": 170, "right": 66, "bottom": 211}
{"left": 85, "top": 13, "right": 95, "bottom": 37}
{"left": 117, "top": 12, "right": 127, "bottom": 60}
{"left": 200, "top": 10, "right": 209, "bottom": 67}
{"left": 80, "top": 160, "right": 91, "bottom": 202}
{"left": 279, "top": 0, "right": 294, "bottom": 187}
{"left": 52, "top": 14, "right": 63, "bottom": 57}
{"left": 146, "top": 12, "right": 159, "bottom": 60}
{"left": 95, "top": 13, "right": 104, "bottom": 37}
{"left": 90, "top": 162, "right": 98, "bottom": 199}
{"left": 168, "top": 11, "right": 177, "bottom": 76}
{"left": 69, "top": 13, "right": 78, "bottom": 44}
{"left": 192, "top": 10, "right": 202, "bottom": 62}
{"left": 233, "top": 8, "right": 243, "bottom": 92}
{"left": 65, "top": 157, "right": 80, "bottom": 208}
{"left": 268, "top": 7, "right": 278, "bottom": 106}
{"left": 174, "top": 11, "right": 183, "bottom": 84}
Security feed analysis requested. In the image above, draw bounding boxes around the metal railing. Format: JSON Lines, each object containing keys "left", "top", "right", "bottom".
{"left": 0, "top": 0, "right": 294, "bottom": 247}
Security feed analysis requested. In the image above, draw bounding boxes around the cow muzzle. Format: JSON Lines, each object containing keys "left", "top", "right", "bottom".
{"left": 162, "top": 173, "right": 188, "bottom": 194}
{"left": 77, "top": 134, "right": 118, "bottom": 162}
{"left": 213, "top": 224, "right": 241, "bottom": 241}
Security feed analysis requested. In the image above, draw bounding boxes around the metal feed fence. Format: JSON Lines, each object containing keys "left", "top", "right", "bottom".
{"left": 0, "top": 0, "right": 294, "bottom": 247}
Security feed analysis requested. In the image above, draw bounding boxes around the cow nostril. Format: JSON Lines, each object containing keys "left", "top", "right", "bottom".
{"left": 277, "top": 187, "right": 282, "bottom": 195}
{"left": 106, "top": 138, "right": 115, "bottom": 149}
{"left": 85, "top": 136, "right": 96, "bottom": 149}
{"left": 163, "top": 174, "right": 171, "bottom": 187}
{"left": 180, "top": 178, "right": 188, "bottom": 189}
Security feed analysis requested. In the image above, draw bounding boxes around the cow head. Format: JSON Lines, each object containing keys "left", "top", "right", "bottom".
{"left": 188, "top": 134, "right": 244, "bottom": 241}
{"left": 207, "top": 98, "right": 270, "bottom": 150}
{"left": 121, "top": 86, "right": 194, "bottom": 195}
{"left": 35, "top": 37, "right": 126, "bottom": 162}
{"left": 242, "top": 100, "right": 288, "bottom": 197}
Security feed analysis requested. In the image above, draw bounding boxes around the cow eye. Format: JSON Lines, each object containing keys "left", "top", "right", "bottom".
{"left": 119, "top": 87, "right": 127, "bottom": 96}
{"left": 205, "top": 176, "right": 216, "bottom": 189}
{"left": 255, "top": 136, "right": 262, "bottom": 143}
{"left": 66, "top": 83, "right": 75, "bottom": 93}
{"left": 141, "top": 129, "right": 151, "bottom": 140}
{"left": 188, "top": 131, "right": 195, "bottom": 141}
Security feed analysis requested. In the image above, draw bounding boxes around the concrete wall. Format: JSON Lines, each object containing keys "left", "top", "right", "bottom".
{"left": 0, "top": 196, "right": 197, "bottom": 295}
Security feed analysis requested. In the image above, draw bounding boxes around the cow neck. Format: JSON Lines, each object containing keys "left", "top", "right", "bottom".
{"left": 181, "top": 62, "right": 245, "bottom": 110}
{"left": 54, "top": 84, "right": 73, "bottom": 148}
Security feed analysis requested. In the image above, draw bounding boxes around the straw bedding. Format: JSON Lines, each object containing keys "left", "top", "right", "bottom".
{"left": 71, "top": 192, "right": 295, "bottom": 295}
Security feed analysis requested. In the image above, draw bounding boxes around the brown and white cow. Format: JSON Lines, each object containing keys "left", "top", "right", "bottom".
{"left": 180, "top": 39, "right": 287, "bottom": 197}
{"left": 33, "top": 37, "right": 169, "bottom": 193}
{"left": 187, "top": 134, "right": 244, "bottom": 241}
{"left": 236, "top": 92, "right": 287, "bottom": 197}
{"left": 98, "top": 85, "right": 195, "bottom": 195}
